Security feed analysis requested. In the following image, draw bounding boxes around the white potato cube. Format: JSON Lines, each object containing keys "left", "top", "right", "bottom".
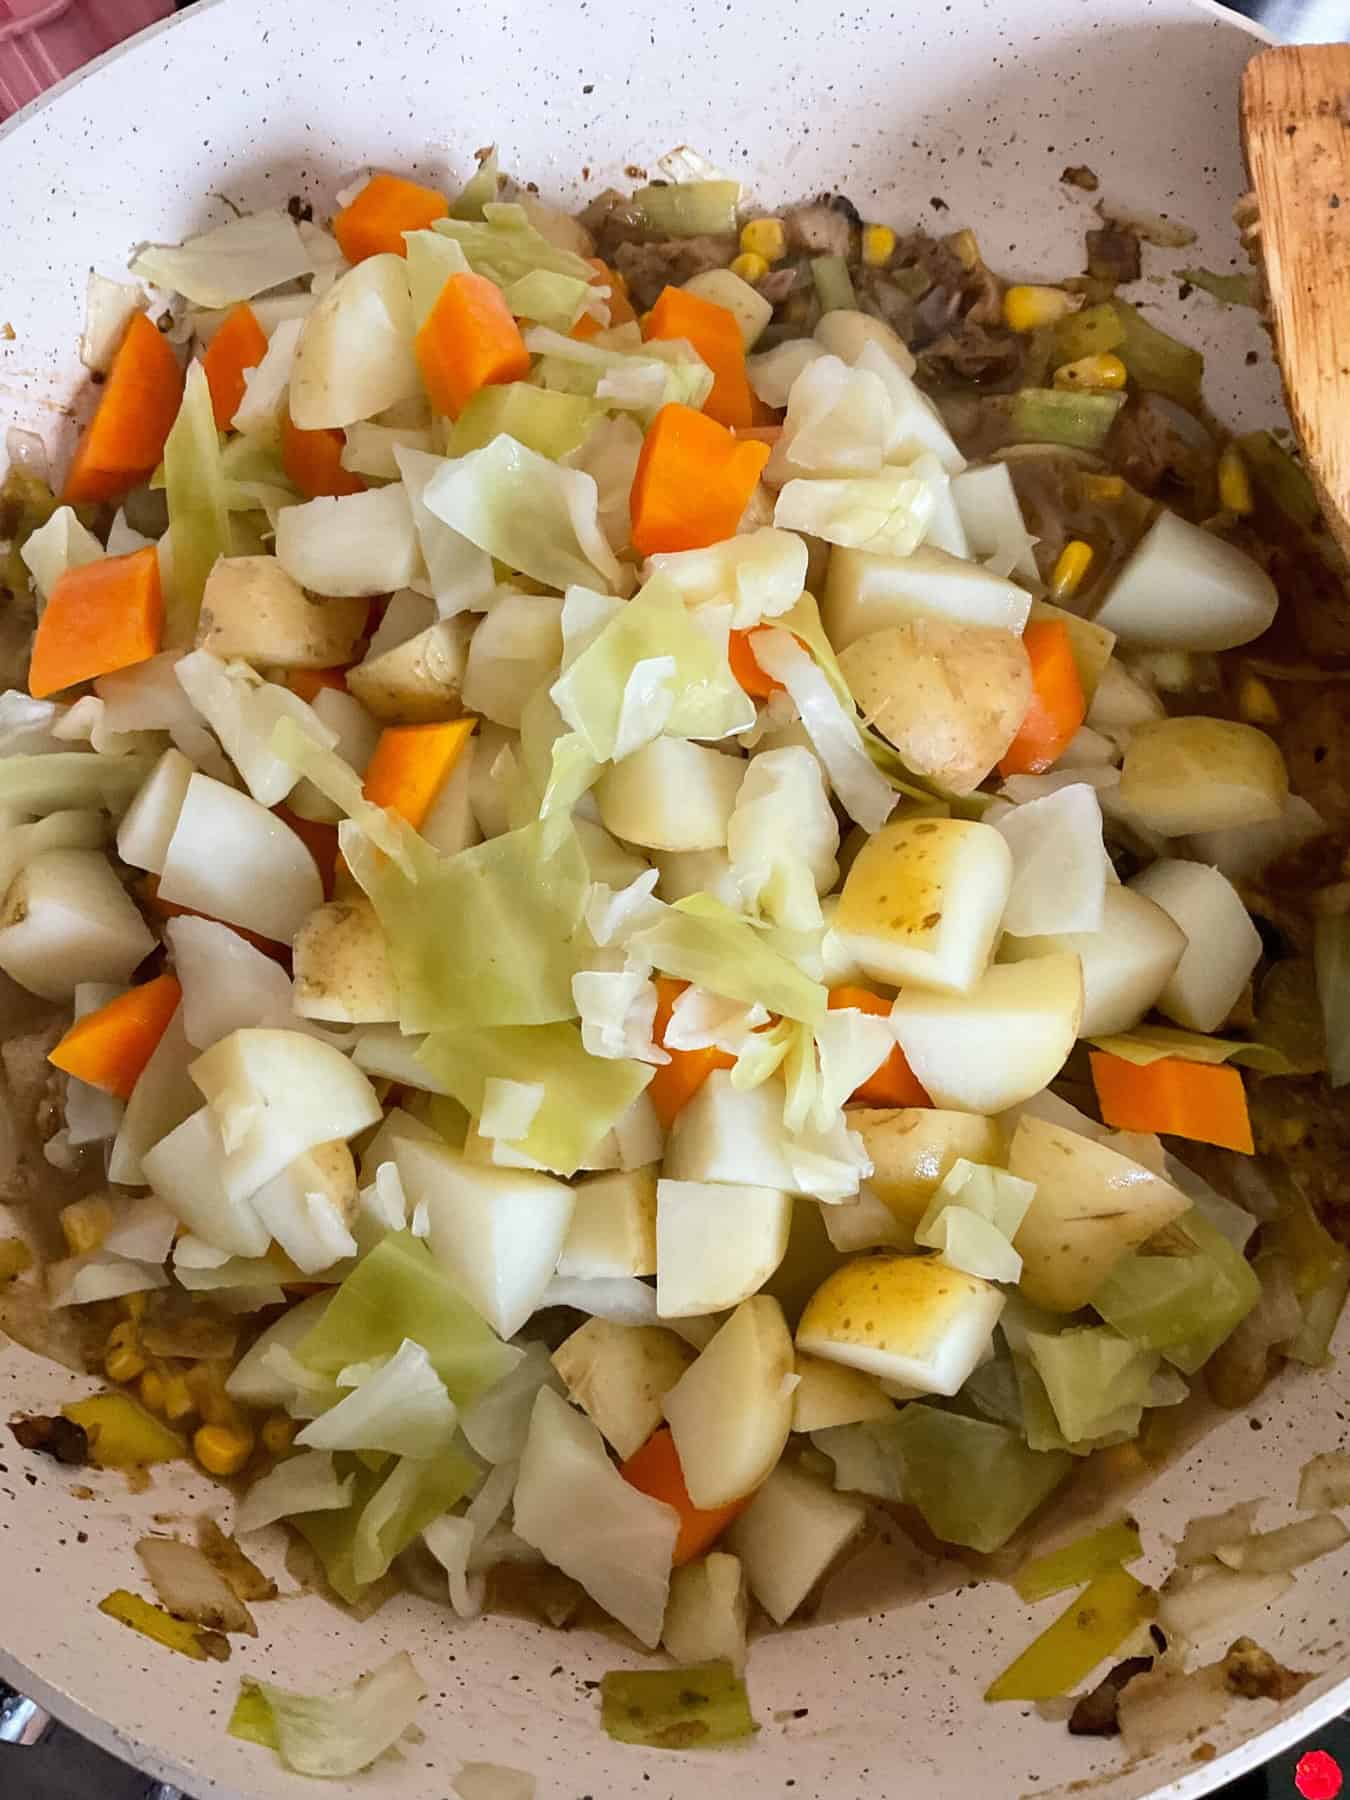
{"left": 142, "top": 1106, "right": 271, "bottom": 1258}
{"left": 1127, "top": 858, "right": 1261, "bottom": 1033}
{"left": 159, "top": 773, "right": 322, "bottom": 945}
{"left": 0, "top": 849, "right": 155, "bottom": 1002}
{"left": 596, "top": 738, "right": 745, "bottom": 851}
{"left": 1000, "top": 883, "right": 1186, "bottom": 1037}
{"left": 651, "top": 847, "right": 741, "bottom": 908}
{"left": 724, "top": 1459, "right": 868, "bottom": 1625}
{"left": 823, "top": 545, "right": 1031, "bottom": 647}
{"left": 683, "top": 268, "right": 772, "bottom": 348}
{"left": 292, "top": 897, "right": 398, "bottom": 1024}
{"left": 551, "top": 1317, "right": 693, "bottom": 1458}
{"left": 462, "top": 592, "right": 564, "bottom": 730}
{"left": 1092, "top": 509, "right": 1278, "bottom": 650}
{"left": 1119, "top": 717, "right": 1288, "bottom": 837}
{"left": 656, "top": 1179, "right": 792, "bottom": 1316}
{"left": 852, "top": 1107, "right": 1003, "bottom": 1236}
{"left": 557, "top": 1166, "right": 658, "bottom": 1278}
{"left": 116, "top": 747, "right": 193, "bottom": 876}
{"left": 796, "top": 1255, "right": 1004, "bottom": 1394}
{"left": 663, "top": 1552, "right": 749, "bottom": 1671}
{"left": 662, "top": 1295, "right": 795, "bottom": 1508}
{"left": 792, "top": 1352, "right": 895, "bottom": 1432}
{"left": 196, "top": 555, "right": 368, "bottom": 668}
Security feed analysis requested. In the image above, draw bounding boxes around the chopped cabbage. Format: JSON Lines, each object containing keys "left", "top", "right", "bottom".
{"left": 402, "top": 227, "right": 470, "bottom": 325}
{"left": 1091, "top": 1210, "right": 1261, "bottom": 1373}
{"left": 766, "top": 354, "right": 891, "bottom": 480}
{"left": 296, "top": 1338, "right": 458, "bottom": 1459}
{"left": 572, "top": 959, "right": 666, "bottom": 1063}
{"left": 0, "top": 750, "right": 155, "bottom": 817}
{"left": 630, "top": 893, "right": 827, "bottom": 1025}
{"left": 644, "top": 528, "right": 807, "bottom": 630}
{"left": 774, "top": 466, "right": 936, "bottom": 555}
{"left": 231, "top": 317, "right": 303, "bottom": 437}
{"left": 288, "top": 253, "right": 420, "bottom": 431}
{"left": 1022, "top": 1323, "right": 1160, "bottom": 1446}
{"left": 460, "top": 1339, "right": 565, "bottom": 1465}
{"left": 235, "top": 1449, "right": 355, "bottom": 1536}
{"left": 233, "top": 1652, "right": 427, "bottom": 1779}
{"left": 895, "top": 1405, "right": 1071, "bottom": 1552}
{"left": 562, "top": 415, "right": 644, "bottom": 552}
{"left": 433, "top": 202, "right": 595, "bottom": 298}
{"left": 80, "top": 271, "right": 147, "bottom": 374}
{"left": 20, "top": 505, "right": 103, "bottom": 603}
{"left": 914, "top": 1159, "right": 1035, "bottom": 1283}
{"left": 175, "top": 651, "right": 336, "bottom": 806}
{"left": 131, "top": 210, "right": 312, "bottom": 308}
{"left": 749, "top": 629, "right": 895, "bottom": 833}
{"left": 165, "top": 915, "right": 296, "bottom": 1049}
{"left": 275, "top": 483, "right": 422, "bottom": 598}
{"left": 393, "top": 446, "right": 496, "bottom": 617}
{"left": 163, "top": 363, "right": 230, "bottom": 641}
{"left": 524, "top": 326, "right": 713, "bottom": 423}
{"left": 351, "top": 1444, "right": 481, "bottom": 1586}
{"left": 727, "top": 747, "right": 839, "bottom": 932}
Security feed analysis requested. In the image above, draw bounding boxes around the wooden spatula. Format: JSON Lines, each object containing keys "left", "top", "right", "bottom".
{"left": 1241, "top": 43, "right": 1350, "bottom": 560}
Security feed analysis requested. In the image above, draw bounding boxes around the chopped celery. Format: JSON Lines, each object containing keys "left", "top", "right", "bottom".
{"left": 1054, "top": 300, "right": 1204, "bottom": 408}
{"left": 1013, "top": 1519, "right": 1143, "bottom": 1603}
{"left": 451, "top": 148, "right": 499, "bottom": 220}
{"left": 1286, "top": 1262, "right": 1350, "bottom": 1367}
{"left": 985, "top": 1569, "right": 1155, "bottom": 1701}
{"left": 63, "top": 1394, "right": 184, "bottom": 1468}
{"left": 98, "top": 1590, "right": 226, "bottom": 1661}
{"left": 228, "top": 1685, "right": 280, "bottom": 1750}
{"left": 633, "top": 182, "right": 741, "bottom": 238}
{"left": 812, "top": 254, "right": 857, "bottom": 314}
{"left": 1180, "top": 268, "right": 1258, "bottom": 308}
{"left": 1237, "top": 429, "right": 1322, "bottom": 530}
{"left": 1008, "top": 388, "right": 1124, "bottom": 450}
{"left": 162, "top": 361, "right": 230, "bottom": 643}
{"left": 1314, "top": 916, "right": 1350, "bottom": 1088}
{"left": 894, "top": 1406, "right": 1072, "bottom": 1554}
{"left": 599, "top": 1661, "right": 758, "bottom": 1749}
{"left": 447, "top": 384, "right": 599, "bottom": 460}
{"left": 296, "top": 1230, "right": 521, "bottom": 1405}
{"left": 1052, "top": 302, "right": 1126, "bottom": 365}
{"left": 1092, "top": 1211, "right": 1260, "bottom": 1375}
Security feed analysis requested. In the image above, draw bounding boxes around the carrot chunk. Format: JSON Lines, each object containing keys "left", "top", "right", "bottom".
{"left": 29, "top": 547, "right": 162, "bottom": 698}
{"left": 629, "top": 405, "right": 769, "bottom": 557}
{"left": 62, "top": 313, "right": 184, "bottom": 505}
{"left": 1089, "top": 1051, "right": 1254, "bottom": 1154}
{"left": 415, "top": 272, "right": 530, "bottom": 419}
{"left": 49, "top": 974, "right": 182, "bottom": 1100}
{"left": 201, "top": 303, "right": 268, "bottom": 431}
{"left": 333, "top": 173, "right": 449, "bottom": 263}
{"left": 999, "top": 618, "right": 1086, "bottom": 777}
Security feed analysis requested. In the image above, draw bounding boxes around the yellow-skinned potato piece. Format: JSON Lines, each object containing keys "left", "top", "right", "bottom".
{"left": 791, "top": 1352, "right": 896, "bottom": 1432}
{"left": 1118, "top": 716, "right": 1288, "bottom": 838}
{"left": 292, "top": 897, "right": 398, "bottom": 1024}
{"left": 345, "top": 617, "right": 474, "bottom": 723}
{"left": 837, "top": 619, "right": 1031, "bottom": 795}
{"left": 1008, "top": 1113, "right": 1192, "bottom": 1312}
{"left": 662, "top": 1295, "right": 795, "bottom": 1508}
{"left": 796, "top": 1254, "right": 1004, "bottom": 1395}
{"left": 596, "top": 738, "right": 745, "bottom": 852}
{"left": 890, "top": 953, "right": 1083, "bottom": 1115}
{"left": 831, "top": 817, "right": 1012, "bottom": 995}
{"left": 552, "top": 1318, "right": 694, "bottom": 1460}
{"left": 195, "top": 556, "right": 368, "bottom": 669}
{"left": 851, "top": 1107, "right": 1004, "bottom": 1239}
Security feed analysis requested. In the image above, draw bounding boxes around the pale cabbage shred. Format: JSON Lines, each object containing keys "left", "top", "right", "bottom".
{"left": 5, "top": 157, "right": 1307, "bottom": 1693}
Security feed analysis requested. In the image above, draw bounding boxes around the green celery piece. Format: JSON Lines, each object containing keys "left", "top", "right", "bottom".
{"left": 0, "top": 750, "right": 155, "bottom": 818}
{"left": 1013, "top": 1518, "right": 1143, "bottom": 1603}
{"left": 0, "top": 465, "right": 58, "bottom": 598}
{"left": 894, "top": 1405, "right": 1072, "bottom": 1553}
{"left": 228, "top": 1685, "right": 280, "bottom": 1751}
{"left": 296, "top": 1230, "right": 521, "bottom": 1404}
{"left": 162, "top": 360, "right": 229, "bottom": 642}
{"left": 447, "top": 384, "right": 599, "bottom": 460}
{"left": 1264, "top": 1190, "right": 1350, "bottom": 1363}
{"left": 1052, "top": 302, "right": 1126, "bottom": 364}
{"left": 1008, "top": 388, "right": 1124, "bottom": 450}
{"left": 632, "top": 182, "right": 740, "bottom": 238}
{"left": 985, "top": 1569, "right": 1155, "bottom": 1701}
{"left": 451, "top": 148, "right": 500, "bottom": 221}
{"left": 812, "top": 254, "right": 857, "bottom": 314}
{"left": 1091, "top": 1210, "right": 1260, "bottom": 1375}
{"left": 1109, "top": 299, "right": 1204, "bottom": 407}
{"left": 1237, "top": 429, "right": 1322, "bottom": 529}
{"left": 1180, "top": 268, "right": 1257, "bottom": 308}
{"left": 418, "top": 1021, "right": 653, "bottom": 1176}
{"left": 600, "top": 1661, "right": 758, "bottom": 1749}
{"left": 1314, "top": 915, "right": 1350, "bottom": 1088}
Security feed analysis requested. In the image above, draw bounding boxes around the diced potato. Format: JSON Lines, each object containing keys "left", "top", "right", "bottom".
{"left": 393, "top": 1137, "right": 574, "bottom": 1339}
{"left": 557, "top": 1166, "right": 658, "bottom": 1278}
{"left": 1119, "top": 717, "right": 1288, "bottom": 838}
{"left": 651, "top": 846, "right": 741, "bottom": 908}
{"left": 1086, "top": 658, "right": 1165, "bottom": 736}
{"left": 792, "top": 1352, "right": 895, "bottom": 1432}
{"left": 248, "top": 1141, "right": 358, "bottom": 1275}
{"left": 662, "top": 1295, "right": 795, "bottom": 1508}
{"left": 999, "top": 883, "right": 1187, "bottom": 1037}
{"left": 819, "top": 1187, "right": 911, "bottom": 1252}
{"left": 832, "top": 818, "right": 1012, "bottom": 995}
{"left": 724, "top": 1459, "right": 867, "bottom": 1625}
{"left": 1008, "top": 1113, "right": 1192, "bottom": 1311}
{"left": 596, "top": 738, "right": 745, "bottom": 851}
{"left": 662, "top": 1552, "right": 749, "bottom": 1672}
{"left": 467, "top": 720, "right": 518, "bottom": 840}
{"left": 656, "top": 1179, "right": 792, "bottom": 1316}
{"left": 814, "top": 308, "right": 917, "bottom": 378}
{"left": 890, "top": 953, "right": 1082, "bottom": 1114}
{"left": 683, "top": 268, "right": 773, "bottom": 348}
{"left": 196, "top": 556, "right": 368, "bottom": 668}
{"left": 552, "top": 1317, "right": 694, "bottom": 1459}
{"left": 853, "top": 1107, "right": 1004, "bottom": 1237}
{"left": 838, "top": 620, "right": 1031, "bottom": 795}
{"left": 1128, "top": 859, "right": 1261, "bottom": 1033}
{"left": 824, "top": 545, "right": 1031, "bottom": 646}
{"left": 796, "top": 1255, "right": 1004, "bottom": 1394}
{"left": 346, "top": 617, "right": 475, "bottom": 723}
{"left": 664, "top": 1072, "right": 842, "bottom": 1198}
{"left": 1092, "top": 509, "right": 1278, "bottom": 651}
{"left": 160, "top": 774, "right": 322, "bottom": 945}
{"left": 0, "top": 849, "right": 156, "bottom": 1002}
{"left": 292, "top": 897, "right": 398, "bottom": 1024}
{"left": 117, "top": 747, "right": 193, "bottom": 877}
{"left": 419, "top": 734, "right": 481, "bottom": 857}
{"left": 461, "top": 593, "right": 564, "bottom": 730}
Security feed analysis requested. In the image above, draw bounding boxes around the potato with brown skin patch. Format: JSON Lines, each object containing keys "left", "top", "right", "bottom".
{"left": 837, "top": 618, "right": 1031, "bottom": 794}
{"left": 345, "top": 617, "right": 474, "bottom": 723}
{"left": 292, "top": 896, "right": 398, "bottom": 1024}
{"left": 850, "top": 1107, "right": 1003, "bottom": 1240}
{"left": 195, "top": 556, "right": 368, "bottom": 669}
{"left": 552, "top": 1318, "right": 695, "bottom": 1459}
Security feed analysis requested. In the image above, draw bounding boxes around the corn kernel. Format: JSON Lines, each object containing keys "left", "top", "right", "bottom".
{"left": 261, "top": 1414, "right": 297, "bottom": 1456}
{"left": 729, "top": 251, "right": 769, "bottom": 285}
{"left": 60, "top": 1194, "right": 113, "bottom": 1257}
{"left": 944, "top": 228, "right": 981, "bottom": 271}
{"left": 739, "top": 217, "right": 786, "bottom": 263}
{"left": 105, "top": 1322, "right": 146, "bottom": 1385}
{"left": 1051, "top": 539, "right": 1095, "bottom": 600}
{"left": 162, "top": 1374, "right": 196, "bottom": 1423}
{"left": 186, "top": 1362, "right": 239, "bottom": 1429}
{"left": 139, "top": 1369, "right": 167, "bottom": 1414}
{"left": 121, "top": 1291, "right": 148, "bottom": 1322}
{"left": 861, "top": 224, "right": 896, "bottom": 267}
{"left": 1239, "top": 675, "right": 1280, "bottom": 726}
{"left": 1218, "top": 444, "right": 1254, "bottom": 516}
{"left": 1053, "top": 352, "right": 1127, "bottom": 392}
{"left": 1003, "top": 284, "right": 1076, "bottom": 332}
{"left": 193, "top": 1424, "right": 255, "bottom": 1479}
{"left": 1080, "top": 474, "right": 1126, "bottom": 502}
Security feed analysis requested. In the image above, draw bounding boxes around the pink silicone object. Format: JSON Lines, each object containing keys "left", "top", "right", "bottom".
{"left": 0, "top": 0, "right": 172, "bottom": 119}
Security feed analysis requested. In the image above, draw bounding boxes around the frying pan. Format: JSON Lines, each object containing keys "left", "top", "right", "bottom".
{"left": 0, "top": 1, "right": 1346, "bottom": 1795}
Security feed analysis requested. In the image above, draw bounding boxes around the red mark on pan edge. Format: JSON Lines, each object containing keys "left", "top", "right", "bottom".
{"left": 1296, "top": 1750, "right": 1343, "bottom": 1800}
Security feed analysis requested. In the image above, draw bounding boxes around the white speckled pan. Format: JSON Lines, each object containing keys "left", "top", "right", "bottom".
{"left": 0, "top": 1, "right": 1347, "bottom": 1795}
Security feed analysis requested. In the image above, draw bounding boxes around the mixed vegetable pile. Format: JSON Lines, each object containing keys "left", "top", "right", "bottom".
{"left": 1, "top": 144, "right": 1349, "bottom": 1768}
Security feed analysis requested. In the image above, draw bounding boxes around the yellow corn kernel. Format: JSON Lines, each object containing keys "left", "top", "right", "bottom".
{"left": 104, "top": 1319, "right": 145, "bottom": 1385}
{"left": 162, "top": 1373, "right": 196, "bottom": 1424}
{"left": 1003, "top": 285, "right": 1076, "bottom": 332}
{"left": 861, "top": 224, "right": 897, "bottom": 267}
{"left": 1080, "top": 473, "right": 1125, "bottom": 502}
{"left": 1053, "top": 352, "right": 1127, "bottom": 392}
{"left": 261, "top": 1414, "right": 297, "bottom": 1456}
{"left": 1051, "top": 539, "right": 1095, "bottom": 600}
{"left": 193, "top": 1424, "right": 255, "bottom": 1479}
{"left": 139, "top": 1369, "right": 167, "bottom": 1414}
{"left": 121, "top": 1291, "right": 148, "bottom": 1322}
{"left": 1238, "top": 675, "right": 1280, "bottom": 727}
{"left": 60, "top": 1194, "right": 114, "bottom": 1257}
{"left": 739, "top": 217, "right": 786, "bottom": 263}
{"left": 729, "top": 251, "right": 769, "bottom": 285}
{"left": 944, "top": 227, "right": 981, "bottom": 271}
{"left": 186, "top": 1362, "right": 239, "bottom": 1429}
{"left": 1218, "top": 444, "right": 1254, "bottom": 516}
